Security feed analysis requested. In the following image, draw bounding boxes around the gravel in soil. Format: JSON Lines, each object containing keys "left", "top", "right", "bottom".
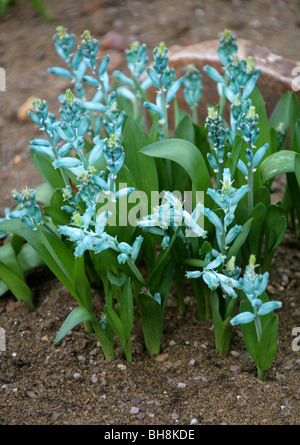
{"left": 0, "top": 231, "right": 300, "bottom": 425}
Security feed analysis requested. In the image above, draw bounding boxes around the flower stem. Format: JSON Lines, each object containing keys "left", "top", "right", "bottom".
{"left": 247, "top": 162, "right": 254, "bottom": 215}
{"left": 191, "top": 104, "right": 198, "bottom": 125}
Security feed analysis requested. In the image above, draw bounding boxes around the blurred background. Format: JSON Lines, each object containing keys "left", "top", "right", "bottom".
{"left": 0, "top": 0, "right": 299, "bottom": 211}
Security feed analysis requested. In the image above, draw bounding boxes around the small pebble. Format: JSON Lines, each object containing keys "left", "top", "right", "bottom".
{"left": 230, "top": 350, "right": 240, "bottom": 358}
{"left": 13, "top": 155, "right": 22, "bottom": 165}
{"left": 117, "top": 364, "right": 127, "bottom": 371}
{"left": 91, "top": 375, "right": 98, "bottom": 384}
{"left": 130, "top": 407, "right": 139, "bottom": 415}
{"left": 178, "top": 382, "right": 186, "bottom": 388}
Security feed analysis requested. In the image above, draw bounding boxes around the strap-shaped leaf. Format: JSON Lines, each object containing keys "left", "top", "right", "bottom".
{"left": 260, "top": 150, "right": 296, "bottom": 183}
{"left": 226, "top": 218, "right": 253, "bottom": 260}
{"left": 138, "top": 293, "right": 164, "bottom": 356}
{"left": 104, "top": 305, "right": 127, "bottom": 350}
{"left": 256, "top": 315, "right": 278, "bottom": 372}
{"left": 31, "top": 153, "right": 65, "bottom": 189}
{"left": 0, "top": 219, "right": 77, "bottom": 300}
{"left": 121, "top": 116, "right": 159, "bottom": 204}
{"left": 140, "top": 138, "right": 212, "bottom": 202}
{"left": 54, "top": 307, "right": 97, "bottom": 344}
{"left": 0, "top": 261, "right": 33, "bottom": 309}
{"left": 119, "top": 279, "right": 133, "bottom": 338}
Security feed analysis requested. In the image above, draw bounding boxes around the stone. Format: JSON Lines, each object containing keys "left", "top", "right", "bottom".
{"left": 100, "top": 31, "right": 128, "bottom": 51}
{"left": 17, "top": 96, "right": 36, "bottom": 122}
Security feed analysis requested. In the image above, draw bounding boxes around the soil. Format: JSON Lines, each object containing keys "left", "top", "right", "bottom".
{"left": 0, "top": 231, "right": 300, "bottom": 425}
{"left": 0, "top": 0, "right": 300, "bottom": 426}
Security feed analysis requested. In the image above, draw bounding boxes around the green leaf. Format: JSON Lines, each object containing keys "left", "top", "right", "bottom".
{"left": 247, "top": 203, "right": 267, "bottom": 261}
{"left": 119, "top": 279, "right": 133, "bottom": 338}
{"left": 140, "top": 138, "right": 212, "bottom": 205}
{"left": 175, "top": 115, "right": 195, "bottom": 143}
{"left": 138, "top": 293, "right": 164, "bottom": 355}
{"left": 54, "top": 307, "right": 97, "bottom": 344}
{"left": 0, "top": 243, "right": 24, "bottom": 280}
{"left": 225, "top": 137, "right": 244, "bottom": 177}
{"left": 295, "top": 153, "right": 300, "bottom": 188}
{"left": 256, "top": 315, "right": 278, "bottom": 372}
{"left": 148, "top": 227, "right": 179, "bottom": 293}
{"left": 28, "top": 0, "right": 55, "bottom": 21}
{"left": 266, "top": 215, "right": 287, "bottom": 253}
{"left": 240, "top": 291, "right": 270, "bottom": 363}
{"left": 269, "top": 91, "right": 291, "bottom": 131}
{"left": 249, "top": 87, "right": 270, "bottom": 148}
{"left": 74, "top": 255, "right": 92, "bottom": 310}
{"left": 291, "top": 119, "right": 300, "bottom": 153}
{"left": 0, "top": 220, "right": 77, "bottom": 300}
{"left": 227, "top": 218, "right": 253, "bottom": 260}
{"left": 35, "top": 182, "right": 54, "bottom": 205}
{"left": 260, "top": 150, "right": 297, "bottom": 183}
{"left": 104, "top": 305, "right": 127, "bottom": 350}
{"left": 157, "top": 259, "right": 175, "bottom": 310}
{"left": 122, "top": 116, "right": 158, "bottom": 205}
{"left": 32, "top": 153, "right": 65, "bottom": 189}
{"left": 0, "top": 260, "right": 33, "bottom": 309}
{"left": 17, "top": 243, "right": 44, "bottom": 273}
{"left": 254, "top": 186, "right": 271, "bottom": 208}
{"left": 148, "top": 112, "right": 159, "bottom": 144}
{"left": 107, "top": 270, "right": 128, "bottom": 287}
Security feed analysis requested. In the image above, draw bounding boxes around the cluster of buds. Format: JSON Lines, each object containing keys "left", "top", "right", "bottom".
{"left": 10, "top": 188, "right": 42, "bottom": 229}
{"left": 53, "top": 26, "right": 76, "bottom": 62}
{"left": 125, "top": 41, "right": 149, "bottom": 79}
{"left": 205, "top": 107, "right": 227, "bottom": 170}
{"left": 183, "top": 64, "right": 203, "bottom": 109}
{"left": 217, "top": 29, "right": 238, "bottom": 66}
{"left": 78, "top": 30, "right": 98, "bottom": 67}
{"left": 239, "top": 105, "right": 260, "bottom": 143}
{"left": 230, "top": 255, "right": 282, "bottom": 328}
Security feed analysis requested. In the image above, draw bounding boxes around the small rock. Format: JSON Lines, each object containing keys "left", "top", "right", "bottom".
{"left": 73, "top": 372, "right": 81, "bottom": 380}
{"left": 90, "top": 348, "right": 98, "bottom": 356}
{"left": 189, "top": 359, "right": 196, "bottom": 366}
{"left": 276, "top": 373, "right": 286, "bottom": 382}
{"left": 155, "top": 353, "right": 168, "bottom": 362}
{"left": 27, "top": 391, "right": 37, "bottom": 399}
{"left": 229, "top": 365, "right": 239, "bottom": 372}
{"left": 91, "top": 375, "right": 98, "bottom": 384}
{"left": 17, "top": 96, "right": 36, "bottom": 122}
{"left": 177, "top": 382, "right": 186, "bottom": 388}
{"left": 172, "top": 412, "right": 179, "bottom": 420}
{"left": 137, "top": 412, "right": 145, "bottom": 420}
{"left": 41, "top": 335, "right": 49, "bottom": 342}
{"left": 117, "top": 364, "right": 127, "bottom": 371}
{"left": 13, "top": 155, "right": 22, "bottom": 165}
{"left": 52, "top": 411, "right": 61, "bottom": 421}
{"left": 130, "top": 407, "right": 139, "bottom": 415}
{"left": 230, "top": 350, "right": 240, "bottom": 358}
{"left": 100, "top": 31, "right": 128, "bottom": 51}
{"left": 169, "top": 340, "right": 176, "bottom": 346}
{"left": 190, "top": 418, "right": 197, "bottom": 425}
